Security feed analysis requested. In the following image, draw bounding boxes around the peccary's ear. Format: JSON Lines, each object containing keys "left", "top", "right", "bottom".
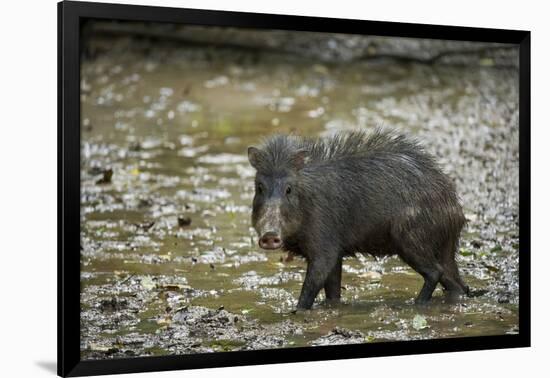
{"left": 247, "top": 147, "right": 263, "bottom": 170}
{"left": 291, "top": 150, "right": 309, "bottom": 171}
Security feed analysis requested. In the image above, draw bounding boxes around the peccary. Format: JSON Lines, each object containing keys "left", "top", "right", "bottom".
{"left": 247, "top": 129, "right": 468, "bottom": 310}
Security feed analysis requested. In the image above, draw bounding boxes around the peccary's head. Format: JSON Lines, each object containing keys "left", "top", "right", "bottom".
{"left": 247, "top": 136, "right": 308, "bottom": 250}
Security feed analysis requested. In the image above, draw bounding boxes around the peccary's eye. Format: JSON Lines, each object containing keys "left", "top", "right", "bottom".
{"left": 256, "top": 183, "right": 263, "bottom": 194}
{"left": 285, "top": 185, "right": 292, "bottom": 195}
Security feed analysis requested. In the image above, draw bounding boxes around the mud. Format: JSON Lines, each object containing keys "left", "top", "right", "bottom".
{"left": 80, "top": 29, "right": 519, "bottom": 359}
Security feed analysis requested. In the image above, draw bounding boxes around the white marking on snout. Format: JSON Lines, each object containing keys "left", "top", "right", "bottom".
{"left": 257, "top": 201, "right": 282, "bottom": 236}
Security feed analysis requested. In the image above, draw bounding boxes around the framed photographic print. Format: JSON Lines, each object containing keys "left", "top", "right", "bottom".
{"left": 58, "top": 1, "right": 530, "bottom": 376}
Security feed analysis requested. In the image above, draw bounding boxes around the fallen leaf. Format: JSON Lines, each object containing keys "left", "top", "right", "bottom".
{"left": 412, "top": 314, "right": 429, "bottom": 330}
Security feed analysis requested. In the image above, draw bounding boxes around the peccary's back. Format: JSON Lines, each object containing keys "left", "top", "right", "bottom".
{"left": 295, "top": 131, "right": 465, "bottom": 245}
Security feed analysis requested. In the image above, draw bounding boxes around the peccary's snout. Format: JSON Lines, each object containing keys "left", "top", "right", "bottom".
{"left": 254, "top": 199, "right": 284, "bottom": 250}
{"left": 259, "top": 232, "right": 282, "bottom": 250}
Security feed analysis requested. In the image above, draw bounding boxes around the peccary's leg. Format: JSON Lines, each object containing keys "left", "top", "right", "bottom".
{"left": 440, "top": 263, "right": 469, "bottom": 301}
{"left": 439, "top": 239, "right": 469, "bottom": 300}
{"left": 399, "top": 248, "right": 446, "bottom": 304}
{"left": 297, "top": 252, "right": 339, "bottom": 310}
{"left": 392, "top": 224, "right": 443, "bottom": 304}
{"left": 415, "top": 269, "right": 442, "bottom": 304}
{"left": 402, "top": 252, "right": 442, "bottom": 304}
{"left": 324, "top": 257, "right": 343, "bottom": 305}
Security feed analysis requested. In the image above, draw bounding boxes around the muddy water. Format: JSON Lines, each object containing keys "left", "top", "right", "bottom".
{"left": 80, "top": 41, "right": 519, "bottom": 359}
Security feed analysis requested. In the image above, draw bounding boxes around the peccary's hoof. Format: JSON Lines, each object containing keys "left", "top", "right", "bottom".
{"left": 414, "top": 297, "right": 431, "bottom": 306}
{"left": 444, "top": 290, "right": 467, "bottom": 303}
{"left": 325, "top": 298, "right": 341, "bottom": 307}
{"left": 291, "top": 308, "right": 310, "bottom": 315}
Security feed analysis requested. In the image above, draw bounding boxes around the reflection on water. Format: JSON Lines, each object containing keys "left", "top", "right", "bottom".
{"left": 80, "top": 37, "right": 519, "bottom": 359}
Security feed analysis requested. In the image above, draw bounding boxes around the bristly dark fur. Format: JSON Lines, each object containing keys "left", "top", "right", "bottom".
{"left": 249, "top": 128, "right": 468, "bottom": 309}
{"left": 253, "top": 129, "right": 438, "bottom": 172}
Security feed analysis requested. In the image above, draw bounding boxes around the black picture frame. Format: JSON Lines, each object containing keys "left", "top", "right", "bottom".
{"left": 58, "top": 1, "right": 531, "bottom": 376}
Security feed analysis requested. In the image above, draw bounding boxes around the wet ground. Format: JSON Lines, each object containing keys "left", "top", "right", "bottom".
{"left": 80, "top": 35, "right": 519, "bottom": 359}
